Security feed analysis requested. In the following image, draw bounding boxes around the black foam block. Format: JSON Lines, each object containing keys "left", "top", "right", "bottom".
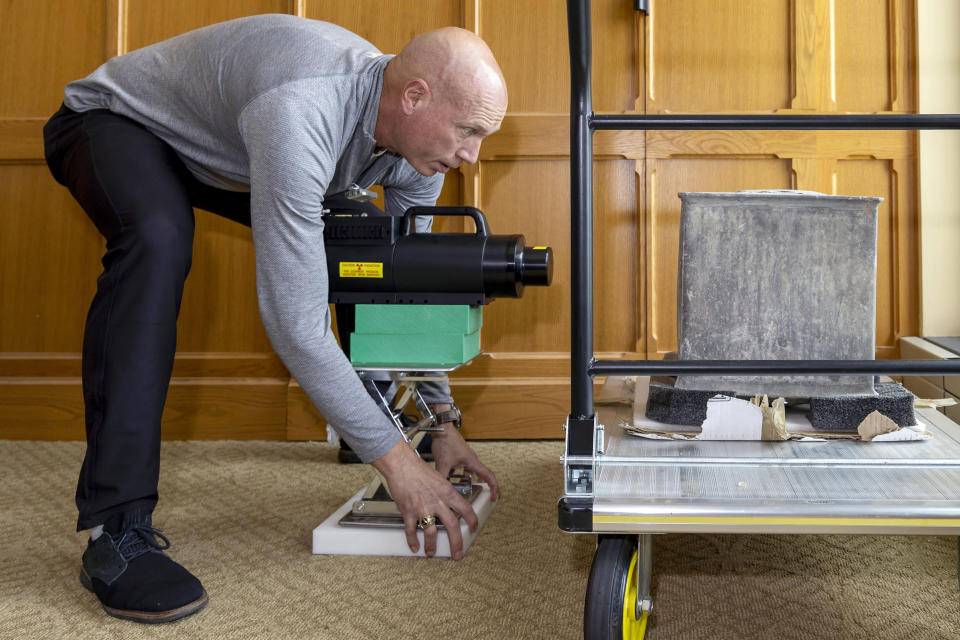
{"left": 807, "top": 382, "right": 916, "bottom": 431}
{"left": 645, "top": 380, "right": 736, "bottom": 426}
{"left": 644, "top": 380, "right": 916, "bottom": 431}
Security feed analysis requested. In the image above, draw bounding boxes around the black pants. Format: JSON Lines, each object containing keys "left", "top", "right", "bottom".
{"left": 45, "top": 105, "right": 396, "bottom": 530}
{"left": 44, "top": 105, "right": 255, "bottom": 530}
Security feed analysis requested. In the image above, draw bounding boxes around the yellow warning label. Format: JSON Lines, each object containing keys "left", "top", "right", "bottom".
{"left": 339, "top": 262, "right": 383, "bottom": 278}
{"left": 533, "top": 246, "right": 547, "bottom": 250}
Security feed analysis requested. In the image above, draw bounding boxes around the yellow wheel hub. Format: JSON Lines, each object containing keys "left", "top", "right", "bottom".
{"left": 621, "top": 549, "right": 649, "bottom": 639}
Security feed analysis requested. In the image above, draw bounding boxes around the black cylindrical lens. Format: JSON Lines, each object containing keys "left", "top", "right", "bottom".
{"left": 520, "top": 246, "right": 553, "bottom": 286}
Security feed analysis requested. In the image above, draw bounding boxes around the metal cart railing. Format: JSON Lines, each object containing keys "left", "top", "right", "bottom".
{"left": 558, "top": 1, "right": 960, "bottom": 637}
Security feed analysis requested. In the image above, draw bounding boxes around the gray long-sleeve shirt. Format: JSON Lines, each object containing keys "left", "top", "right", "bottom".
{"left": 63, "top": 14, "right": 446, "bottom": 462}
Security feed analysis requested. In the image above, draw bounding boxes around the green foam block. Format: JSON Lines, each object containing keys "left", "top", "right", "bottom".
{"left": 349, "top": 330, "right": 480, "bottom": 367}
{"left": 353, "top": 304, "right": 482, "bottom": 335}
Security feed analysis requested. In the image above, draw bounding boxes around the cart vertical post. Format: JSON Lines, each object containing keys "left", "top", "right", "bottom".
{"left": 565, "top": 0, "right": 595, "bottom": 460}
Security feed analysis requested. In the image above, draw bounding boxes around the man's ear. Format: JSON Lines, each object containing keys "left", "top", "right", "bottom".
{"left": 401, "top": 78, "right": 430, "bottom": 115}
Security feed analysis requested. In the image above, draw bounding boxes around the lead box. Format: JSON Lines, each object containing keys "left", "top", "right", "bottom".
{"left": 675, "top": 190, "right": 882, "bottom": 398}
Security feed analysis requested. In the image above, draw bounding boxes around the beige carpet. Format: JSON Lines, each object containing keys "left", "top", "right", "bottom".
{"left": 1, "top": 439, "right": 958, "bottom": 639}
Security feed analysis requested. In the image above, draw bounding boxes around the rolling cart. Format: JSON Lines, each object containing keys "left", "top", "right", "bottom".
{"left": 557, "top": 2, "right": 960, "bottom": 637}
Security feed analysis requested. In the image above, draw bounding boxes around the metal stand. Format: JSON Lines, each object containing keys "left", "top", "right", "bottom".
{"left": 313, "top": 361, "right": 495, "bottom": 556}
{"left": 356, "top": 368, "right": 451, "bottom": 450}
{"left": 340, "top": 365, "right": 479, "bottom": 528}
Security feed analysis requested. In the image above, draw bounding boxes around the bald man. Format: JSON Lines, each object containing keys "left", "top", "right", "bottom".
{"left": 43, "top": 15, "right": 507, "bottom": 624}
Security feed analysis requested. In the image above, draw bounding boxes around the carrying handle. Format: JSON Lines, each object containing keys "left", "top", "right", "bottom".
{"left": 403, "top": 206, "right": 490, "bottom": 236}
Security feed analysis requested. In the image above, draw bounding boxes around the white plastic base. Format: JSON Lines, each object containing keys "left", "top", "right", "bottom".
{"left": 312, "top": 483, "right": 494, "bottom": 558}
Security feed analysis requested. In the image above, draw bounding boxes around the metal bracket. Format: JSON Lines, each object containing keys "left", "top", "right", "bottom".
{"left": 635, "top": 534, "right": 654, "bottom": 618}
{"left": 563, "top": 414, "right": 599, "bottom": 495}
{"left": 634, "top": 0, "right": 649, "bottom": 14}
{"left": 345, "top": 182, "right": 377, "bottom": 202}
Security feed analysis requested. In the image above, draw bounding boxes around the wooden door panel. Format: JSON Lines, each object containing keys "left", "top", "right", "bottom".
{"left": 482, "top": 0, "right": 569, "bottom": 113}
{"left": 125, "top": 0, "right": 291, "bottom": 51}
{"left": 303, "top": 0, "right": 461, "bottom": 53}
{"left": 177, "top": 213, "right": 270, "bottom": 352}
{"left": 477, "top": 157, "right": 637, "bottom": 356}
{"left": 482, "top": 0, "right": 637, "bottom": 114}
{"left": 835, "top": 0, "right": 892, "bottom": 112}
{"left": 0, "top": 165, "right": 102, "bottom": 352}
{"left": 479, "top": 159, "right": 570, "bottom": 353}
{"left": 593, "top": 160, "right": 640, "bottom": 353}
{"left": 836, "top": 159, "right": 897, "bottom": 353}
{"left": 0, "top": 0, "right": 107, "bottom": 117}
{"left": 646, "top": 0, "right": 792, "bottom": 113}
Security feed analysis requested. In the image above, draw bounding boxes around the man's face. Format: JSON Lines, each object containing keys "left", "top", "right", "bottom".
{"left": 398, "top": 88, "right": 506, "bottom": 177}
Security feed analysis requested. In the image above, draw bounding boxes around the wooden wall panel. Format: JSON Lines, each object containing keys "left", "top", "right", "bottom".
{"left": 835, "top": 0, "right": 916, "bottom": 114}
{"left": 478, "top": 160, "right": 570, "bottom": 353}
{"left": 584, "top": 0, "right": 641, "bottom": 113}
{"left": 835, "top": 158, "right": 919, "bottom": 359}
{"left": 0, "top": 166, "right": 102, "bottom": 352}
{"left": 593, "top": 160, "right": 641, "bottom": 353}
{"left": 0, "top": 378, "right": 287, "bottom": 441}
{"left": 1, "top": 0, "right": 923, "bottom": 442}
{"left": 646, "top": 0, "right": 792, "bottom": 113}
{"left": 473, "top": 156, "right": 638, "bottom": 357}
{"left": 303, "top": 0, "right": 461, "bottom": 53}
{"left": 835, "top": 0, "right": 893, "bottom": 112}
{"left": 176, "top": 215, "right": 271, "bottom": 352}
{"left": 482, "top": 0, "right": 637, "bottom": 114}
{"left": 124, "top": 0, "right": 291, "bottom": 51}
{"left": 0, "top": 0, "right": 107, "bottom": 117}
{"left": 482, "top": 0, "right": 568, "bottom": 113}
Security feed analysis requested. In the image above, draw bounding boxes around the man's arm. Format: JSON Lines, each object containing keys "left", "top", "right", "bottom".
{"left": 239, "top": 85, "right": 480, "bottom": 559}
{"left": 239, "top": 82, "right": 402, "bottom": 462}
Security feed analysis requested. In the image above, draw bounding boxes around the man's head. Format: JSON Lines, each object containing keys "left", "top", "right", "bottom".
{"left": 375, "top": 27, "right": 508, "bottom": 176}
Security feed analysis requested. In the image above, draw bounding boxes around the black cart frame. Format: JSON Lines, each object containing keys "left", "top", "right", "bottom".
{"left": 560, "top": 0, "right": 960, "bottom": 523}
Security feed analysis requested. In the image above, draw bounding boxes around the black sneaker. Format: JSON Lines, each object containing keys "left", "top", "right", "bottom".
{"left": 80, "top": 510, "right": 208, "bottom": 623}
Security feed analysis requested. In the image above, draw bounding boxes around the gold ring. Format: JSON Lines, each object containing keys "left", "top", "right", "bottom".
{"left": 417, "top": 514, "right": 436, "bottom": 529}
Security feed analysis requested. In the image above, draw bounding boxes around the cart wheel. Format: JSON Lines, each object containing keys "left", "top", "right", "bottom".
{"left": 584, "top": 536, "right": 649, "bottom": 640}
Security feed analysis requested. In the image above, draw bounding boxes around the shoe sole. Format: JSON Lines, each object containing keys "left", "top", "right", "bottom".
{"left": 80, "top": 568, "right": 209, "bottom": 624}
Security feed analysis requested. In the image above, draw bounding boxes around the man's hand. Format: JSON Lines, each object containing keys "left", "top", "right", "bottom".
{"left": 428, "top": 408, "right": 500, "bottom": 503}
{"left": 370, "top": 439, "right": 477, "bottom": 560}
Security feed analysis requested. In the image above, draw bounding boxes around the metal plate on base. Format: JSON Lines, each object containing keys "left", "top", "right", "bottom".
{"left": 339, "top": 484, "right": 485, "bottom": 529}
{"left": 312, "top": 483, "right": 494, "bottom": 558}
{"left": 353, "top": 355, "right": 478, "bottom": 373}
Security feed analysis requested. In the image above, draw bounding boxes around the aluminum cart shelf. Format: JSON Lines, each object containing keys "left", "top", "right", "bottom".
{"left": 568, "top": 395, "right": 960, "bottom": 536}
{"left": 559, "top": 2, "right": 960, "bottom": 638}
